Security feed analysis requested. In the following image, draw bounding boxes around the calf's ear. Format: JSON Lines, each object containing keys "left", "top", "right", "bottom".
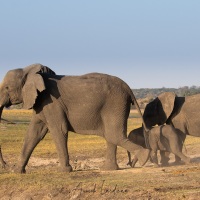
{"left": 22, "top": 74, "right": 45, "bottom": 109}
{"left": 157, "top": 92, "right": 176, "bottom": 124}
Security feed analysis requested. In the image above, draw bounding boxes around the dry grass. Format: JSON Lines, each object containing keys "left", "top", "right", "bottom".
{"left": 0, "top": 109, "right": 200, "bottom": 199}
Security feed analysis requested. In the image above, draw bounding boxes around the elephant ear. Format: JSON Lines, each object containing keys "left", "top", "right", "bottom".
{"left": 157, "top": 92, "right": 176, "bottom": 124}
{"left": 22, "top": 74, "right": 45, "bottom": 109}
{"left": 23, "top": 63, "right": 56, "bottom": 75}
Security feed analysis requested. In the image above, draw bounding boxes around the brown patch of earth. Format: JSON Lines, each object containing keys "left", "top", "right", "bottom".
{"left": 0, "top": 145, "right": 200, "bottom": 199}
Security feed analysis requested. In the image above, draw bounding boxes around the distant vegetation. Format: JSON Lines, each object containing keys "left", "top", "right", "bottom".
{"left": 133, "top": 86, "right": 200, "bottom": 99}
{"left": 132, "top": 86, "right": 200, "bottom": 109}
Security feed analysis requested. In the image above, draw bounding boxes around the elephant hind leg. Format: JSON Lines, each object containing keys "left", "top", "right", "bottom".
{"left": 116, "top": 138, "right": 150, "bottom": 166}
{"left": 104, "top": 131, "right": 149, "bottom": 168}
{"left": 101, "top": 141, "right": 119, "bottom": 171}
{"left": 168, "top": 136, "right": 190, "bottom": 164}
{"left": 120, "top": 138, "right": 150, "bottom": 166}
{"left": 173, "top": 152, "right": 191, "bottom": 164}
{"left": 103, "top": 111, "right": 149, "bottom": 168}
{"left": 170, "top": 148, "right": 190, "bottom": 164}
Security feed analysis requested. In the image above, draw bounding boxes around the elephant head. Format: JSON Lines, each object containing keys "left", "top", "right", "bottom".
{"left": 143, "top": 92, "right": 176, "bottom": 128}
{"left": 0, "top": 64, "right": 55, "bottom": 120}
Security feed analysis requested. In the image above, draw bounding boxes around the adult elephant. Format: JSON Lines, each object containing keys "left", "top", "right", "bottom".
{"left": 143, "top": 92, "right": 200, "bottom": 164}
{"left": 0, "top": 64, "right": 149, "bottom": 173}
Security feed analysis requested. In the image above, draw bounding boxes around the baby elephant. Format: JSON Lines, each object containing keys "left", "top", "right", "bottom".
{"left": 127, "top": 127, "right": 167, "bottom": 165}
{"left": 0, "top": 145, "right": 6, "bottom": 168}
{"left": 127, "top": 125, "right": 191, "bottom": 167}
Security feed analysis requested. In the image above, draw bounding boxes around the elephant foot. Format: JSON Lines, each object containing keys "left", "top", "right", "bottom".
{"left": 184, "top": 157, "right": 191, "bottom": 164}
{"left": 160, "top": 162, "right": 169, "bottom": 167}
{"left": 59, "top": 165, "right": 73, "bottom": 173}
{"left": 135, "top": 148, "right": 150, "bottom": 166}
{"left": 160, "top": 159, "right": 170, "bottom": 166}
{"left": 172, "top": 160, "right": 184, "bottom": 166}
{"left": 160, "top": 159, "right": 170, "bottom": 167}
{"left": 13, "top": 166, "right": 26, "bottom": 174}
{"left": 153, "top": 163, "right": 160, "bottom": 168}
{"left": 130, "top": 158, "right": 138, "bottom": 168}
{"left": 127, "top": 160, "right": 136, "bottom": 167}
{"left": 101, "top": 161, "right": 119, "bottom": 171}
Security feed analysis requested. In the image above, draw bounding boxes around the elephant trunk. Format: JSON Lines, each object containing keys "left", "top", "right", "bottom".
{"left": 0, "top": 106, "right": 3, "bottom": 123}
{"left": 131, "top": 94, "right": 150, "bottom": 148}
{"left": 143, "top": 126, "right": 150, "bottom": 149}
{"left": 0, "top": 106, "right": 15, "bottom": 124}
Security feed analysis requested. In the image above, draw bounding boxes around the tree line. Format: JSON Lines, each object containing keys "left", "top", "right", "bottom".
{"left": 132, "top": 86, "right": 200, "bottom": 109}
{"left": 133, "top": 86, "right": 200, "bottom": 99}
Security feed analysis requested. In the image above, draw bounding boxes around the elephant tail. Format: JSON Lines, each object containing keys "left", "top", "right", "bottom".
{"left": 128, "top": 87, "right": 150, "bottom": 149}
{"left": 131, "top": 94, "right": 149, "bottom": 133}
{"left": 130, "top": 93, "right": 150, "bottom": 148}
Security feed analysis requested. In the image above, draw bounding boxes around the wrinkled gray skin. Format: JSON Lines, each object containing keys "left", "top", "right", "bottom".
{"left": 0, "top": 145, "right": 6, "bottom": 168}
{"left": 127, "top": 126, "right": 191, "bottom": 167}
{"left": 143, "top": 92, "right": 200, "bottom": 164}
{"left": 0, "top": 64, "right": 150, "bottom": 173}
{"left": 127, "top": 127, "right": 169, "bottom": 166}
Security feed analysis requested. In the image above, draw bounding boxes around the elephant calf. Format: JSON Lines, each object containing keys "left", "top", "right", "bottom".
{"left": 0, "top": 145, "right": 6, "bottom": 168}
{"left": 127, "top": 125, "right": 191, "bottom": 167}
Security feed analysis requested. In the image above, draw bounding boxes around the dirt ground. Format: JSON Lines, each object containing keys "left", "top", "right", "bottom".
{"left": 1, "top": 141, "right": 200, "bottom": 200}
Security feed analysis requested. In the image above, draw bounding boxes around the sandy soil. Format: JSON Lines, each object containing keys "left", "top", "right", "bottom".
{"left": 1, "top": 145, "right": 200, "bottom": 200}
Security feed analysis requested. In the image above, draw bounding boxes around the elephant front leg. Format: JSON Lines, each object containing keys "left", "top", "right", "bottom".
{"left": 150, "top": 150, "right": 159, "bottom": 167}
{"left": 174, "top": 130, "right": 186, "bottom": 165}
{"left": 15, "top": 119, "right": 48, "bottom": 173}
{"left": 160, "top": 151, "right": 170, "bottom": 166}
{"left": 102, "top": 142, "right": 119, "bottom": 170}
{"left": 50, "top": 129, "right": 72, "bottom": 173}
{"left": 44, "top": 103, "right": 72, "bottom": 172}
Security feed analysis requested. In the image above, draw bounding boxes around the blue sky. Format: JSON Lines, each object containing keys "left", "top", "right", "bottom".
{"left": 0, "top": 1, "right": 199, "bottom": 88}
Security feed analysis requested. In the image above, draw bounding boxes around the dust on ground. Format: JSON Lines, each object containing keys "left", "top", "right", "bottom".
{"left": 1, "top": 144, "right": 200, "bottom": 200}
